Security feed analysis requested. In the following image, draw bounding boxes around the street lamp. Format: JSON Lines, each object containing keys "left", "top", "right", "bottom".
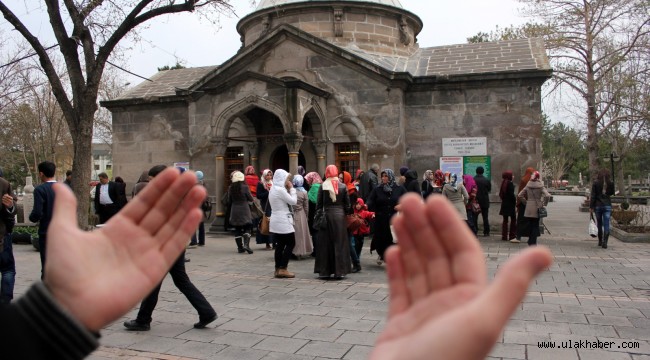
{"left": 602, "top": 152, "right": 620, "bottom": 188}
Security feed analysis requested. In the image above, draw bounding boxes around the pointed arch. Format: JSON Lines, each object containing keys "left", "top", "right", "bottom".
{"left": 212, "top": 95, "right": 290, "bottom": 138}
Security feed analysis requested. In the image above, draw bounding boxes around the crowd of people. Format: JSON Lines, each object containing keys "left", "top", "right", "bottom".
{"left": 0, "top": 160, "right": 621, "bottom": 359}
{"left": 218, "top": 163, "right": 560, "bottom": 280}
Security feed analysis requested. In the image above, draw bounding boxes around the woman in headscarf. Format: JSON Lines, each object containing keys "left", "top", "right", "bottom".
{"left": 403, "top": 169, "right": 422, "bottom": 196}
{"left": 499, "top": 171, "right": 517, "bottom": 241}
{"left": 256, "top": 169, "right": 274, "bottom": 249}
{"left": 340, "top": 170, "right": 361, "bottom": 272}
{"left": 590, "top": 168, "right": 615, "bottom": 249}
{"left": 305, "top": 171, "right": 323, "bottom": 256}
{"left": 296, "top": 165, "right": 309, "bottom": 191}
{"left": 514, "top": 167, "right": 535, "bottom": 243}
{"left": 421, "top": 170, "right": 434, "bottom": 198}
{"left": 291, "top": 174, "right": 313, "bottom": 258}
{"left": 244, "top": 166, "right": 259, "bottom": 197}
{"left": 314, "top": 165, "right": 352, "bottom": 279}
{"left": 517, "top": 171, "right": 550, "bottom": 246}
{"left": 432, "top": 169, "right": 445, "bottom": 195}
{"left": 443, "top": 173, "right": 469, "bottom": 221}
{"left": 269, "top": 169, "right": 298, "bottom": 278}
{"left": 366, "top": 169, "right": 407, "bottom": 265}
{"left": 462, "top": 174, "right": 478, "bottom": 235}
{"left": 228, "top": 171, "right": 254, "bottom": 254}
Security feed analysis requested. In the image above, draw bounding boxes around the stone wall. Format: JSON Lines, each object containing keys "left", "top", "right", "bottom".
{"left": 238, "top": 4, "right": 421, "bottom": 56}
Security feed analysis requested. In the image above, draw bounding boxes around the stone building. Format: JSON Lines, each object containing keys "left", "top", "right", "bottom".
{"left": 102, "top": 0, "right": 551, "bottom": 215}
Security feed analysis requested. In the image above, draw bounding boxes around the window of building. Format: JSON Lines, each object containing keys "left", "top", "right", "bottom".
{"left": 335, "top": 142, "right": 360, "bottom": 177}
{"left": 106, "top": 164, "right": 112, "bottom": 170}
{"left": 94, "top": 164, "right": 100, "bottom": 170}
{"left": 224, "top": 146, "right": 244, "bottom": 191}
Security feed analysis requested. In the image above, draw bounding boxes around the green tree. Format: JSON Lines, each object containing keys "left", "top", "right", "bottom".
{"left": 541, "top": 115, "right": 588, "bottom": 186}
{"left": 0, "top": 0, "right": 235, "bottom": 226}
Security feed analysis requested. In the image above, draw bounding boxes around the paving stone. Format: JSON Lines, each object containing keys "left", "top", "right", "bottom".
{"left": 218, "top": 319, "right": 266, "bottom": 333}
{"left": 526, "top": 346, "right": 579, "bottom": 360}
{"left": 630, "top": 317, "right": 650, "bottom": 329}
{"left": 257, "top": 312, "right": 302, "bottom": 324}
{"left": 587, "top": 315, "right": 634, "bottom": 327}
{"left": 525, "top": 321, "right": 572, "bottom": 335}
{"left": 296, "top": 340, "right": 353, "bottom": 358}
{"left": 577, "top": 349, "right": 632, "bottom": 359}
{"left": 212, "top": 331, "right": 268, "bottom": 347}
{"left": 569, "top": 324, "right": 618, "bottom": 337}
{"left": 292, "top": 304, "right": 333, "bottom": 316}
{"left": 617, "top": 327, "right": 650, "bottom": 341}
{"left": 488, "top": 342, "right": 526, "bottom": 359}
{"left": 504, "top": 330, "right": 550, "bottom": 345}
{"left": 545, "top": 312, "right": 588, "bottom": 324}
{"left": 214, "top": 346, "right": 269, "bottom": 360}
{"left": 165, "top": 340, "right": 227, "bottom": 359}
{"left": 260, "top": 352, "right": 315, "bottom": 360}
{"left": 512, "top": 310, "right": 545, "bottom": 321}
{"left": 253, "top": 336, "right": 310, "bottom": 354}
{"left": 129, "top": 336, "right": 188, "bottom": 353}
{"left": 254, "top": 323, "right": 305, "bottom": 337}
{"left": 332, "top": 318, "right": 378, "bottom": 331}
{"left": 343, "top": 345, "right": 373, "bottom": 360}
{"left": 294, "top": 327, "right": 345, "bottom": 342}
{"left": 335, "top": 330, "right": 378, "bottom": 346}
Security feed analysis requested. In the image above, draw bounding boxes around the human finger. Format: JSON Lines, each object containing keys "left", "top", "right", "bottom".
{"left": 384, "top": 246, "right": 411, "bottom": 317}
{"left": 397, "top": 194, "right": 454, "bottom": 291}
{"left": 149, "top": 185, "right": 207, "bottom": 246}
{"left": 135, "top": 170, "right": 202, "bottom": 233}
{"left": 472, "top": 247, "right": 552, "bottom": 334}
{"left": 117, "top": 168, "right": 183, "bottom": 225}
{"left": 391, "top": 196, "right": 432, "bottom": 302}
{"left": 425, "top": 196, "right": 486, "bottom": 286}
{"left": 47, "top": 183, "right": 80, "bottom": 238}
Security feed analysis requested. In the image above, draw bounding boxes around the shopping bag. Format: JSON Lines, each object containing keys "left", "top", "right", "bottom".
{"left": 588, "top": 214, "right": 597, "bottom": 238}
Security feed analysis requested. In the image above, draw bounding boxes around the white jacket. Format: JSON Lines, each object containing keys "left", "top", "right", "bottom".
{"left": 269, "top": 169, "right": 298, "bottom": 234}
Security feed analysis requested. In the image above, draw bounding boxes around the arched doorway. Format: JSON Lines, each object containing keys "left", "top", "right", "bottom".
{"left": 271, "top": 145, "right": 306, "bottom": 172}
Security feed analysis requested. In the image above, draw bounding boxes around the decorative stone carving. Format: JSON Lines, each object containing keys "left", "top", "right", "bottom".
{"left": 211, "top": 137, "right": 229, "bottom": 155}
{"left": 283, "top": 133, "right": 304, "bottom": 153}
{"left": 399, "top": 15, "right": 413, "bottom": 46}
{"left": 333, "top": 7, "right": 343, "bottom": 37}
{"left": 312, "top": 139, "right": 328, "bottom": 156}
{"left": 247, "top": 142, "right": 259, "bottom": 160}
{"left": 261, "top": 14, "right": 272, "bottom": 36}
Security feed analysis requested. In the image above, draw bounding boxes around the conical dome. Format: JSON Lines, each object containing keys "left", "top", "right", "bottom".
{"left": 256, "top": 0, "right": 403, "bottom": 10}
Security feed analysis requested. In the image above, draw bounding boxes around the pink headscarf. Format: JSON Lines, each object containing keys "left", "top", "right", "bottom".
{"left": 462, "top": 174, "right": 476, "bottom": 192}
{"left": 304, "top": 172, "right": 322, "bottom": 185}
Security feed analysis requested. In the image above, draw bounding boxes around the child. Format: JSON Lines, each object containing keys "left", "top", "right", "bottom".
{"left": 351, "top": 198, "right": 375, "bottom": 271}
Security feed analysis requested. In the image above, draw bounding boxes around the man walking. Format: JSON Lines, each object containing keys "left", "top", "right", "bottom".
{"left": 94, "top": 172, "right": 120, "bottom": 224}
{"left": 0, "top": 167, "right": 16, "bottom": 304}
{"left": 29, "top": 161, "right": 57, "bottom": 278}
{"left": 123, "top": 165, "right": 217, "bottom": 331}
{"left": 474, "top": 166, "right": 492, "bottom": 237}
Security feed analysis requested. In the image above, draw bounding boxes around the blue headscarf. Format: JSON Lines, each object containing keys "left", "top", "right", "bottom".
{"left": 292, "top": 174, "right": 306, "bottom": 192}
{"left": 449, "top": 173, "right": 458, "bottom": 191}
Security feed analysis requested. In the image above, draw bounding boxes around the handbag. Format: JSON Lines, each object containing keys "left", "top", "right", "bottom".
{"left": 537, "top": 207, "right": 548, "bottom": 218}
{"left": 313, "top": 208, "right": 327, "bottom": 230}
{"left": 471, "top": 201, "right": 482, "bottom": 214}
{"left": 588, "top": 214, "right": 598, "bottom": 238}
{"left": 249, "top": 198, "right": 264, "bottom": 218}
{"left": 346, "top": 213, "right": 364, "bottom": 232}
{"left": 258, "top": 200, "right": 271, "bottom": 235}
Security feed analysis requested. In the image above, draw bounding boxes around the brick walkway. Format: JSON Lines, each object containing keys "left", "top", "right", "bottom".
{"left": 11, "top": 196, "right": 650, "bottom": 359}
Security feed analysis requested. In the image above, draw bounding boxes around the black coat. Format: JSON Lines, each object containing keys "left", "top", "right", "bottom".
{"left": 499, "top": 181, "right": 516, "bottom": 217}
{"left": 367, "top": 184, "right": 407, "bottom": 259}
{"left": 29, "top": 182, "right": 56, "bottom": 235}
{"left": 474, "top": 174, "right": 491, "bottom": 208}
{"left": 403, "top": 170, "right": 422, "bottom": 196}
{"left": 94, "top": 182, "right": 120, "bottom": 210}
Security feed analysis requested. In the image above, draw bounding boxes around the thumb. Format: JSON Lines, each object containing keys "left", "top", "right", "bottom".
{"left": 475, "top": 247, "right": 553, "bottom": 328}
{"left": 49, "top": 183, "right": 79, "bottom": 232}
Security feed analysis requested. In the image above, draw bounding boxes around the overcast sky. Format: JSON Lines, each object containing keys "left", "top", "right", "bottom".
{"left": 4, "top": 1, "right": 570, "bottom": 122}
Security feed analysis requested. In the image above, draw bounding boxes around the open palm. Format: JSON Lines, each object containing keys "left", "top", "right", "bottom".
{"left": 372, "top": 194, "right": 552, "bottom": 360}
{"left": 43, "top": 168, "right": 206, "bottom": 332}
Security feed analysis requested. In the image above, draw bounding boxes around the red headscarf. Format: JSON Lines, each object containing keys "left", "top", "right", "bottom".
{"left": 323, "top": 164, "right": 340, "bottom": 201}
{"left": 434, "top": 169, "right": 445, "bottom": 187}
{"left": 341, "top": 171, "right": 356, "bottom": 194}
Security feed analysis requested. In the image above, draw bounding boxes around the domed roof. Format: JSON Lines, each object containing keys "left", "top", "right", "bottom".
{"left": 256, "top": 0, "right": 404, "bottom": 10}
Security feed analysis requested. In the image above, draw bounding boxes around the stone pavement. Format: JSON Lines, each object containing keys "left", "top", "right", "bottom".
{"left": 10, "top": 196, "right": 650, "bottom": 359}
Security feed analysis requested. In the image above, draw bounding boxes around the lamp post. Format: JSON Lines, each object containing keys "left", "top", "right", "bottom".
{"left": 603, "top": 152, "right": 620, "bottom": 188}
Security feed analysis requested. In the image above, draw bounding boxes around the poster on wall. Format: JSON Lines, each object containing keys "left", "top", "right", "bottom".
{"left": 463, "top": 156, "right": 491, "bottom": 180}
{"left": 173, "top": 162, "right": 190, "bottom": 171}
{"left": 442, "top": 137, "right": 487, "bottom": 156}
{"left": 440, "top": 157, "right": 464, "bottom": 183}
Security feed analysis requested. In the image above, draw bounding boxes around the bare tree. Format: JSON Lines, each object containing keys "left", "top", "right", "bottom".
{"left": 518, "top": 0, "right": 650, "bottom": 182}
{"left": 0, "top": 0, "right": 235, "bottom": 226}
